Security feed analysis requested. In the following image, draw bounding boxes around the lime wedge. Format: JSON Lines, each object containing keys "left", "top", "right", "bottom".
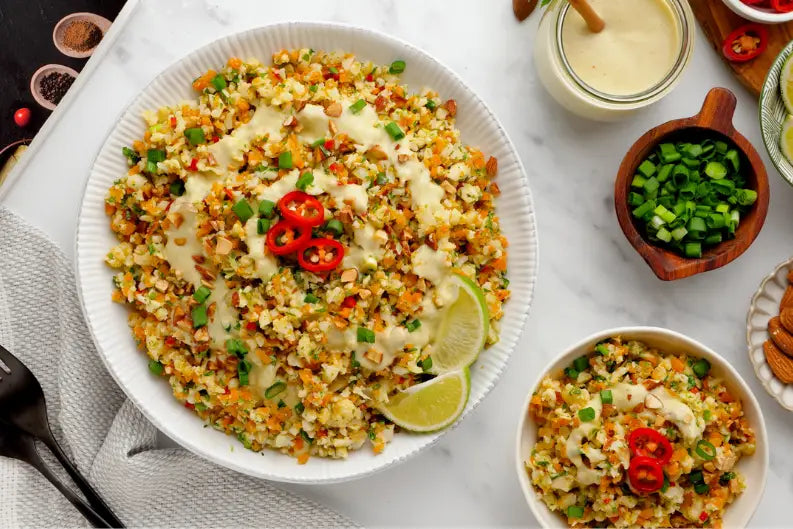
{"left": 780, "top": 117, "right": 793, "bottom": 164}
{"left": 379, "top": 368, "right": 470, "bottom": 432}
{"left": 781, "top": 54, "right": 793, "bottom": 115}
{"left": 428, "top": 274, "right": 490, "bottom": 374}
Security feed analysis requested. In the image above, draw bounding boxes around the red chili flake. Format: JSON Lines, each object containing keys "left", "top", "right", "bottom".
{"left": 700, "top": 512, "right": 708, "bottom": 522}
{"left": 365, "top": 73, "right": 374, "bottom": 82}
{"left": 324, "top": 139, "right": 335, "bottom": 151}
{"left": 670, "top": 482, "right": 676, "bottom": 487}
{"left": 329, "top": 162, "right": 341, "bottom": 173}
{"left": 170, "top": 116, "right": 177, "bottom": 128}
{"left": 603, "top": 499, "right": 610, "bottom": 504}
{"left": 184, "top": 402, "right": 195, "bottom": 410}
{"left": 342, "top": 296, "right": 356, "bottom": 308}
{"left": 165, "top": 199, "right": 174, "bottom": 212}
{"left": 212, "top": 136, "right": 220, "bottom": 143}
{"left": 272, "top": 70, "right": 282, "bottom": 81}
{"left": 224, "top": 387, "right": 230, "bottom": 395}
{"left": 188, "top": 158, "right": 199, "bottom": 171}
{"left": 165, "top": 336, "right": 176, "bottom": 346}
{"left": 246, "top": 321, "right": 257, "bottom": 331}
{"left": 224, "top": 188, "right": 235, "bottom": 201}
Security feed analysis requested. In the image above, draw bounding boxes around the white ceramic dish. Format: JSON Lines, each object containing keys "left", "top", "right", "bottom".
{"left": 30, "top": 64, "right": 78, "bottom": 111}
{"left": 722, "top": 0, "right": 793, "bottom": 23}
{"left": 747, "top": 257, "right": 793, "bottom": 410}
{"left": 75, "top": 22, "right": 538, "bottom": 483}
{"left": 515, "top": 327, "right": 768, "bottom": 528}
{"left": 53, "top": 12, "right": 112, "bottom": 59}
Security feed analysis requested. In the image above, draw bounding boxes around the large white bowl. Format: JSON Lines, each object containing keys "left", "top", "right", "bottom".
{"left": 75, "top": 22, "right": 538, "bottom": 483}
{"left": 722, "top": 0, "right": 793, "bottom": 24}
{"left": 515, "top": 327, "right": 768, "bottom": 528}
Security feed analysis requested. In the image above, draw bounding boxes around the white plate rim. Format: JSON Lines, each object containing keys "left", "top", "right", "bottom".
{"left": 74, "top": 21, "right": 539, "bottom": 483}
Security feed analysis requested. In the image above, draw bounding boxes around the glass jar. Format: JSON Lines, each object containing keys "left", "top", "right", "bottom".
{"left": 533, "top": 0, "right": 695, "bottom": 121}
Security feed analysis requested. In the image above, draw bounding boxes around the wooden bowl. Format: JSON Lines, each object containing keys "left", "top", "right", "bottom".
{"left": 615, "top": 87, "right": 770, "bottom": 281}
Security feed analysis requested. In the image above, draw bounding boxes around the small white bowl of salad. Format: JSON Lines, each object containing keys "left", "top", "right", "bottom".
{"left": 722, "top": 0, "right": 793, "bottom": 24}
{"left": 515, "top": 327, "right": 768, "bottom": 528}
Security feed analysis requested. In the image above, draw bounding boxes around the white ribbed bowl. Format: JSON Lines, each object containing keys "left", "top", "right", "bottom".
{"left": 75, "top": 23, "right": 538, "bottom": 483}
{"left": 759, "top": 40, "right": 793, "bottom": 187}
{"left": 746, "top": 257, "right": 793, "bottom": 410}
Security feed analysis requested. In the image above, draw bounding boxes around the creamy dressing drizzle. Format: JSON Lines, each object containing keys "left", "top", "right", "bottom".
{"left": 209, "top": 105, "right": 284, "bottom": 171}
{"left": 242, "top": 217, "right": 278, "bottom": 281}
{"left": 565, "top": 382, "right": 704, "bottom": 485}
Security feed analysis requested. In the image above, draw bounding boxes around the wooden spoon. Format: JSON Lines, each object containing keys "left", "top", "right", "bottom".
{"left": 513, "top": 0, "right": 538, "bottom": 21}
{"left": 569, "top": 0, "right": 605, "bottom": 32}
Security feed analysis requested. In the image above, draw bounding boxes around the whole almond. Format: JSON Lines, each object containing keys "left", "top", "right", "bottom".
{"left": 783, "top": 285, "right": 793, "bottom": 309}
{"left": 782, "top": 308, "right": 793, "bottom": 335}
{"left": 764, "top": 340, "right": 793, "bottom": 383}
{"left": 485, "top": 156, "right": 498, "bottom": 178}
{"left": 769, "top": 316, "right": 793, "bottom": 358}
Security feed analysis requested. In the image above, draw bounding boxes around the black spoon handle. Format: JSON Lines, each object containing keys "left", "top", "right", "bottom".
{"left": 42, "top": 432, "right": 124, "bottom": 528}
{"left": 18, "top": 439, "right": 112, "bottom": 528}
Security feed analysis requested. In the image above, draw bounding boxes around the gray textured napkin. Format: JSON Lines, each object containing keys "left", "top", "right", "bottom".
{"left": 0, "top": 207, "right": 355, "bottom": 528}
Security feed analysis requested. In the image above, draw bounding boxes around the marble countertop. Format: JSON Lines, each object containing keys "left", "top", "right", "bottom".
{"left": 5, "top": 0, "right": 793, "bottom": 526}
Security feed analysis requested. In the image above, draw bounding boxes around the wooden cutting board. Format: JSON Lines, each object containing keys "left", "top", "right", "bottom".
{"left": 691, "top": 0, "right": 793, "bottom": 96}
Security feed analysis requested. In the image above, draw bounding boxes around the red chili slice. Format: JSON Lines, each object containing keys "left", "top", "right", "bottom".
{"left": 628, "top": 428, "right": 674, "bottom": 465}
{"left": 278, "top": 191, "right": 325, "bottom": 228}
{"left": 722, "top": 24, "right": 768, "bottom": 63}
{"left": 298, "top": 238, "right": 345, "bottom": 273}
{"left": 627, "top": 456, "right": 664, "bottom": 494}
{"left": 772, "top": 0, "right": 793, "bottom": 11}
{"left": 265, "top": 220, "right": 311, "bottom": 255}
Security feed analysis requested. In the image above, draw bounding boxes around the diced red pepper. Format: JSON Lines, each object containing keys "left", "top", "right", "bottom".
{"left": 329, "top": 162, "right": 341, "bottom": 174}
{"left": 324, "top": 139, "right": 335, "bottom": 151}
{"left": 165, "top": 336, "right": 176, "bottom": 346}
{"left": 212, "top": 136, "right": 220, "bottom": 143}
{"left": 700, "top": 512, "right": 708, "bottom": 522}
{"left": 365, "top": 73, "right": 374, "bottom": 82}
{"left": 184, "top": 402, "right": 195, "bottom": 410}
{"left": 342, "top": 296, "right": 357, "bottom": 308}
{"left": 189, "top": 158, "right": 199, "bottom": 171}
{"left": 246, "top": 321, "right": 257, "bottom": 331}
{"left": 170, "top": 116, "right": 177, "bottom": 128}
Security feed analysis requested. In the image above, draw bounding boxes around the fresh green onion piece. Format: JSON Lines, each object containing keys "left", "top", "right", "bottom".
{"left": 715, "top": 203, "right": 730, "bottom": 213}
{"left": 684, "top": 242, "right": 702, "bottom": 258}
{"left": 389, "top": 60, "right": 406, "bottom": 74}
{"left": 692, "top": 358, "right": 711, "bottom": 377}
{"left": 631, "top": 174, "right": 647, "bottom": 188}
{"left": 686, "top": 143, "right": 703, "bottom": 158}
{"left": 671, "top": 227, "right": 688, "bottom": 241}
{"left": 385, "top": 122, "right": 405, "bottom": 141}
{"left": 628, "top": 192, "right": 644, "bottom": 206}
{"left": 694, "top": 482, "right": 710, "bottom": 494}
{"left": 425, "top": 100, "right": 437, "bottom": 110}
{"left": 632, "top": 200, "right": 656, "bottom": 219}
{"left": 654, "top": 205, "right": 676, "bottom": 223}
{"left": 567, "top": 506, "right": 585, "bottom": 519}
{"left": 657, "top": 227, "right": 672, "bottom": 243}
{"left": 659, "top": 143, "right": 681, "bottom": 163}
{"left": 226, "top": 338, "right": 248, "bottom": 357}
{"left": 257, "top": 218, "right": 271, "bottom": 235}
{"left": 145, "top": 160, "right": 158, "bottom": 174}
{"left": 687, "top": 216, "right": 706, "bottom": 233}
{"left": 600, "top": 390, "right": 613, "bottom": 405}
{"left": 295, "top": 402, "right": 305, "bottom": 415}
{"left": 678, "top": 182, "right": 697, "bottom": 200}
{"left": 672, "top": 165, "right": 690, "bottom": 188}
{"left": 309, "top": 84, "right": 318, "bottom": 93}
{"left": 661, "top": 474, "right": 670, "bottom": 493}
{"left": 719, "top": 472, "right": 736, "bottom": 485}
{"left": 304, "top": 293, "right": 319, "bottom": 303}
{"left": 232, "top": 200, "right": 254, "bottom": 223}
{"left": 650, "top": 215, "right": 665, "bottom": 230}
{"left": 689, "top": 470, "right": 704, "bottom": 484}
{"left": 420, "top": 356, "right": 433, "bottom": 372}
{"left": 643, "top": 177, "right": 660, "bottom": 195}
{"left": 715, "top": 141, "right": 728, "bottom": 153}
{"left": 405, "top": 319, "right": 422, "bottom": 332}
{"left": 681, "top": 158, "right": 700, "bottom": 169}
{"left": 328, "top": 66, "right": 338, "bottom": 74}
{"left": 170, "top": 180, "right": 185, "bottom": 196}
{"left": 736, "top": 189, "right": 757, "bottom": 206}
{"left": 122, "top": 146, "right": 141, "bottom": 164}
{"left": 258, "top": 199, "right": 276, "bottom": 217}
{"left": 193, "top": 285, "right": 212, "bottom": 303}
{"left": 147, "top": 148, "right": 166, "bottom": 162}
{"left": 296, "top": 171, "right": 314, "bottom": 191}
{"left": 184, "top": 127, "right": 206, "bottom": 145}
{"left": 211, "top": 74, "right": 227, "bottom": 92}
{"left": 704, "top": 161, "right": 728, "bottom": 180}
{"left": 578, "top": 407, "right": 596, "bottom": 422}
{"left": 349, "top": 99, "right": 367, "bottom": 114}
{"left": 657, "top": 164, "right": 673, "bottom": 183}
{"left": 310, "top": 137, "right": 326, "bottom": 148}
{"left": 572, "top": 356, "right": 589, "bottom": 372}
{"left": 324, "top": 219, "right": 344, "bottom": 236}
{"left": 564, "top": 367, "right": 579, "bottom": 379}
{"left": 356, "top": 327, "right": 376, "bottom": 343}
{"left": 191, "top": 304, "right": 208, "bottom": 328}
{"left": 695, "top": 439, "right": 717, "bottom": 461}
{"left": 278, "top": 151, "right": 293, "bottom": 169}
{"left": 148, "top": 360, "right": 164, "bottom": 375}
{"left": 705, "top": 233, "right": 722, "bottom": 245}
{"left": 726, "top": 149, "right": 740, "bottom": 171}
{"left": 595, "top": 343, "right": 609, "bottom": 356}
{"left": 638, "top": 159, "right": 657, "bottom": 178}
{"left": 264, "top": 381, "right": 286, "bottom": 399}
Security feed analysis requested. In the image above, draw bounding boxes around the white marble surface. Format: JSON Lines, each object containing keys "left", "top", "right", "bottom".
{"left": 4, "top": 0, "right": 793, "bottom": 526}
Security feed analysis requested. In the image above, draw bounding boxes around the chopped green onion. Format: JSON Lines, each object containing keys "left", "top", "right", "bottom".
{"left": 578, "top": 407, "right": 596, "bottom": 422}
{"left": 232, "top": 200, "right": 254, "bottom": 223}
{"left": 122, "top": 146, "right": 141, "bottom": 164}
{"left": 726, "top": 149, "right": 740, "bottom": 171}
{"left": 294, "top": 402, "right": 305, "bottom": 415}
{"left": 595, "top": 343, "right": 609, "bottom": 356}
{"left": 656, "top": 227, "right": 672, "bottom": 243}
{"left": 211, "top": 74, "right": 227, "bottom": 92}
{"left": 264, "top": 381, "right": 286, "bottom": 399}
{"left": 356, "top": 327, "right": 376, "bottom": 344}
{"left": 692, "top": 358, "right": 711, "bottom": 378}
{"left": 695, "top": 439, "right": 716, "bottom": 461}
{"left": 349, "top": 99, "right": 367, "bottom": 114}
{"left": 719, "top": 472, "right": 736, "bottom": 485}
{"left": 324, "top": 219, "right": 344, "bottom": 237}
{"left": 296, "top": 171, "right": 314, "bottom": 191}
{"left": 425, "top": 100, "right": 437, "bottom": 110}
{"left": 304, "top": 293, "right": 319, "bottom": 304}
{"left": 406, "top": 319, "right": 422, "bottom": 332}
{"left": 170, "top": 180, "right": 185, "bottom": 196}
{"left": 258, "top": 199, "right": 276, "bottom": 217}
{"left": 632, "top": 174, "right": 647, "bottom": 188}
{"left": 191, "top": 304, "right": 208, "bottom": 328}
{"left": 147, "top": 148, "right": 166, "bottom": 163}
{"left": 632, "top": 200, "right": 656, "bottom": 219}
{"left": 385, "top": 122, "right": 405, "bottom": 141}
{"left": 684, "top": 242, "right": 702, "bottom": 258}
{"left": 278, "top": 151, "right": 293, "bottom": 169}
{"left": 193, "top": 285, "right": 212, "bottom": 303}
{"left": 257, "top": 218, "right": 271, "bottom": 235}
{"left": 694, "top": 482, "right": 710, "bottom": 494}
{"left": 689, "top": 470, "right": 704, "bottom": 484}
{"left": 567, "top": 506, "right": 585, "bottom": 519}
{"left": 638, "top": 159, "right": 657, "bottom": 178}
{"left": 572, "top": 356, "right": 589, "bottom": 372}
{"left": 148, "top": 360, "right": 164, "bottom": 375}
{"left": 705, "top": 161, "right": 727, "bottom": 180}
{"left": 226, "top": 339, "right": 248, "bottom": 358}
{"left": 184, "top": 127, "right": 206, "bottom": 145}
{"left": 420, "top": 356, "right": 433, "bottom": 372}
{"left": 310, "top": 137, "right": 325, "bottom": 148}
{"left": 659, "top": 143, "right": 681, "bottom": 163}
{"left": 389, "top": 60, "right": 406, "bottom": 74}
{"left": 600, "top": 390, "right": 613, "bottom": 405}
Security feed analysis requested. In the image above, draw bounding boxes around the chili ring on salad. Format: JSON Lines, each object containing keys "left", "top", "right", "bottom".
{"left": 104, "top": 49, "right": 509, "bottom": 462}
{"left": 526, "top": 337, "right": 756, "bottom": 528}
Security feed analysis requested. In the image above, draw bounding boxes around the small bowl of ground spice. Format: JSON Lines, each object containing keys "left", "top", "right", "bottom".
{"left": 53, "top": 12, "right": 111, "bottom": 58}
{"left": 30, "top": 64, "right": 79, "bottom": 111}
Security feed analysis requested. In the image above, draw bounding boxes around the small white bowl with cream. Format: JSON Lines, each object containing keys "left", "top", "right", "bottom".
{"left": 533, "top": 0, "right": 695, "bottom": 121}
{"left": 514, "top": 326, "right": 768, "bottom": 527}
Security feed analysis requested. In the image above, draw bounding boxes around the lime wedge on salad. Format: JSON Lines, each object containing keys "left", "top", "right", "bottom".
{"left": 780, "top": 54, "right": 793, "bottom": 115}
{"left": 780, "top": 117, "right": 793, "bottom": 163}
{"left": 378, "top": 368, "right": 470, "bottom": 432}
{"left": 427, "top": 274, "right": 490, "bottom": 374}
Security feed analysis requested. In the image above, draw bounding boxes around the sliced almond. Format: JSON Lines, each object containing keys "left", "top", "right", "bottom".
{"left": 324, "top": 102, "right": 342, "bottom": 118}
{"left": 168, "top": 211, "right": 184, "bottom": 229}
{"left": 174, "top": 237, "right": 187, "bottom": 246}
{"left": 340, "top": 268, "right": 358, "bottom": 283}
{"left": 441, "top": 181, "right": 456, "bottom": 195}
{"left": 444, "top": 99, "right": 457, "bottom": 117}
{"left": 485, "top": 156, "right": 498, "bottom": 178}
{"left": 365, "top": 146, "right": 389, "bottom": 162}
{"left": 154, "top": 279, "right": 170, "bottom": 292}
{"left": 215, "top": 237, "right": 233, "bottom": 255}
{"left": 328, "top": 120, "right": 338, "bottom": 136}
{"left": 644, "top": 393, "right": 663, "bottom": 410}
{"left": 397, "top": 154, "right": 409, "bottom": 164}
{"left": 364, "top": 349, "right": 383, "bottom": 364}
{"left": 194, "top": 327, "right": 210, "bottom": 342}
{"left": 283, "top": 115, "right": 298, "bottom": 128}
{"left": 192, "top": 255, "right": 205, "bottom": 264}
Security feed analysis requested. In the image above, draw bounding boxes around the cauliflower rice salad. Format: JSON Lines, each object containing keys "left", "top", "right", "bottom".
{"left": 526, "top": 338, "right": 755, "bottom": 528}
{"left": 104, "top": 49, "right": 509, "bottom": 462}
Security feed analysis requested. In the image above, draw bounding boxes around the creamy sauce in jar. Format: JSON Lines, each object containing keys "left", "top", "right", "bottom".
{"left": 561, "top": 0, "right": 679, "bottom": 96}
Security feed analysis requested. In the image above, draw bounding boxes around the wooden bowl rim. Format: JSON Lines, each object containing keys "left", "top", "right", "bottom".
{"left": 615, "top": 90, "right": 770, "bottom": 281}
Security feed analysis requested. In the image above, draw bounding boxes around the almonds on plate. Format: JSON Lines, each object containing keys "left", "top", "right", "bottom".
{"left": 782, "top": 285, "right": 793, "bottom": 309}
{"left": 781, "top": 308, "right": 793, "bottom": 335}
{"left": 764, "top": 340, "right": 793, "bottom": 384}
{"left": 769, "top": 316, "right": 793, "bottom": 358}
